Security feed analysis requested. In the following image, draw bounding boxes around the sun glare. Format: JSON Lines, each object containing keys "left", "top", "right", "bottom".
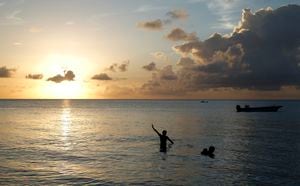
{"left": 41, "top": 81, "right": 84, "bottom": 99}
{"left": 36, "top": 53, "right": 90, "bottom": 98}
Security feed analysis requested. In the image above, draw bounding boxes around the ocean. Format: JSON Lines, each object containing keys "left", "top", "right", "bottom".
{"left": 0, "top": 100, "right": 299, "bottom": 185}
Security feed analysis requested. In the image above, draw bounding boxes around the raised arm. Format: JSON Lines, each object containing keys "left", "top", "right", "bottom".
{"left": 152, "top": 124, "right": 161, "bottom": 136}
{"left": 167, "top": 137, "right": 174, "bottom": 144}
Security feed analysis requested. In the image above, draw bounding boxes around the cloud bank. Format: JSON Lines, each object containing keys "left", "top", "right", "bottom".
{"left": 142, "top": 5, "right": 300, "bottom": 96}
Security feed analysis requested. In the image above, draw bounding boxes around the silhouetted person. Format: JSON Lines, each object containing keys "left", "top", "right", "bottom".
{"left": 201, "top": 146, "right": 215, "bottom": 158}
{"left": 208, "top": 146, "right": 215, "bottom": 158}
{"left": 201, "top": 148, "right": 209, "bottom": 155}
{"left": 152, "top": 124, "right": 174, "bottom": 152}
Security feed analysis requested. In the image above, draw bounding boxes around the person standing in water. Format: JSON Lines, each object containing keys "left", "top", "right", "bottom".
{"left": 152, "top": 124, "right": 174, "bottom": 152}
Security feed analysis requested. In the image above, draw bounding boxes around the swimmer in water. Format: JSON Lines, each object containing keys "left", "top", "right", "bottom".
{"left": 152, "top": 124, "right": 174, "bottom": 152}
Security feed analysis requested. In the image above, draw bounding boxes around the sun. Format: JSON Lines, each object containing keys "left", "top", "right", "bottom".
{"left": 37, "top": 53, "right": 89, "bottom": 99}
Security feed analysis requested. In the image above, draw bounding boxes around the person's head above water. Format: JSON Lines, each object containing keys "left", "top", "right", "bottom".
{"left": 201, "top": 148, "right": 208, "bottom": 155}
{"left": 162, "top": 130, "right": 167, "bottom": 136}
{"left": 208, "top": 146, "right": 215, "bottom": 154}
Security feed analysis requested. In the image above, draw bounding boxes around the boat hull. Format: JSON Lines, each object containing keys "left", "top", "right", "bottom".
{"left": 236, "top": 106, "right": 282, "bottom": 112}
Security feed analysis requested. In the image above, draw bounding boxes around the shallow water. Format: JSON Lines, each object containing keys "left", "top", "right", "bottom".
{"left": 0, "top": 100, "right": 299, "bottom": 185}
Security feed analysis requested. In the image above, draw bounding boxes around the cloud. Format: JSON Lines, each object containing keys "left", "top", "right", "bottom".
{"left": 142, "top": 5, "right": 300, "bottom": 96}
{"left": 166, "top": 9, "right": 188, "bottom": 20}
{"left": 106, "top": 61, "right": 130, "bottom": 72}
{"left": 180, "top": 5, "right": 300, "bottom": 90}
{"left": 103, "top": 85, "right": 136, "bottom": 97}
{"left": 151, "top": 51, "right": 169, "bottom": 62}
{"left": 137, "top": 19, "right": 163, "bottom": 30}
{"left": 47, "top": 70, "right": 75, "bottom": 83}
{"left": 141, "top": 67, "right": 183, "bottom": 96}
{"left": 107, "top": 63, "right": 118, "bottom": 72}
{"left": 137, "top": 9, "right": 189, "bottom": 31}
{"left": 91, "top": 73, "right": 112, "bottom": 80}
{"left": 166, "top": 28, "right": 198, "bottom": 41}
{"left": 177, "top": 57, "right": 196, "bottom": 67}
{"left": 159, "top": 65, "right": 177, "bottom": 80}
{"left": 0, "top": 66, "right": 16, "bottom": 78}
{"left": 143, "top": 62, "right": 157, "bottom": 71}
{"left": 26, "top": 74, "right": 43, "bottom": 80}
{"left": 118, "top": 60, "right": 130, "bottom": 72}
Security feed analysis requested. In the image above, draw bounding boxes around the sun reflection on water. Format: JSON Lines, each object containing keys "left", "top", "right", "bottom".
{"left": 61, "top": 100, "right": 72, "bottom": 148}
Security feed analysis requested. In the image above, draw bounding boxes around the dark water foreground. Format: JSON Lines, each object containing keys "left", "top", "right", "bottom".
{"left": 0, "top": 100, "right": 299, "bottom": 185}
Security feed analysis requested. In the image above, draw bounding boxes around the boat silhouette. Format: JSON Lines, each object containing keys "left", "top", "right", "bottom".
{"left": 236, "top": 105, "right": 283, "bottom": 112}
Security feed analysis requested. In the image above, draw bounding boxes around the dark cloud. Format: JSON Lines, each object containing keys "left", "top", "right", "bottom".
{"left": 166, "top": 28, "right": 198, "bottom": 41}
{"left": 0, "top": 66, "right": 16, "bottom": 78}
{"left": 106, "top": 61, "right": 130, "bottom": 72}
{"left": 177, "top": 57, "right": 196, "bottom": 67}
{"left": 141, "top": 5, "right": 300, "bottom": 96}
{"left": 26, "top": 74, "right": 43, "bottom": 80}
{"left": 159, "top": 65, "right": 177, "bottom": 80}
{"left": 172, "top": 5, "right": 300, "bottom": 91}
{"left": 118, "top": 60, "right": 130, "bottom": 72}
{"left": 47, "top": 70, "right": 75, "bottom": 83}
{"left": 142, "top": 62, "right": 157, "bottom": 71}
{"left": 47, "top": 75, "right": 64, "bottom": 83}
{"left": 141, "top": 71, "right": 183, "bottom": 96}
{"left": 137, "top": 19, "right": 163, "bottom": 30}
{"left": 91, "top": 73, "right": 112, "bottom": 80}
{"left": 166, "top": 9, "right": 188, "bottom": 20}
{"left": 141, "top": 65, "right": 177, "bottom": 95}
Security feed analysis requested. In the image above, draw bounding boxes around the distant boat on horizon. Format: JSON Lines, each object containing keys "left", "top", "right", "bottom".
{"left": 236, "top": 105, "right": 283, "bottom": 112}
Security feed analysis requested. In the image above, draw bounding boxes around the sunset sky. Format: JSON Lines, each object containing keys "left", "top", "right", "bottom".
{"left": 0, "top": 0, "right": 300, "bottom": 99}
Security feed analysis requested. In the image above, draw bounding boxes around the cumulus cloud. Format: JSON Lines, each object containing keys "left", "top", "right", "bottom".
{"left": 106, "top": 61, "right": 130, "bottom": 72}
{"left": 26, "top": 74, "right": 43, "bottom": 80}
{"left": 47, "top": 70, "right": 75, "bottom": 83}
{"left": 166, "top": 9, "right": 188, "bottom": 20}
{"left": 137, "top": 19, "right": 163, "bottom": 30}
{"left": 166, "top": 28, "right": 198, "bottom": 41}
{"left": 143, "top": 62, "right": 157, "bottom": 71}
{"left": 0, "top": 66, "right": 16, "bottom": 78}
{"left": 91, "top": 73, "right": 112, "bottom": 80}
{"left": 142, "top": 5, "right": 300, "bottom": 96}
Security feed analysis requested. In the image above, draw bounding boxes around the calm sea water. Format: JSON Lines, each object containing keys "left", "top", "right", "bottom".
{"left": 0, "top": 100, "right": 299, "bottom": 185}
